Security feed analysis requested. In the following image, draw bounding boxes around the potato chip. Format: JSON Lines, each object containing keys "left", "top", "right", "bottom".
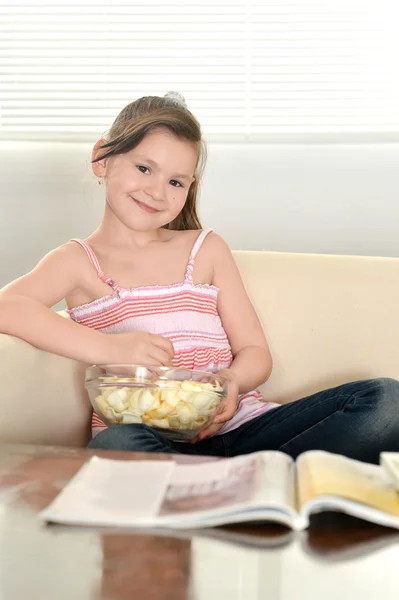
{"left": 95, "top": 378, "right": 223, "bottom": 431}
{"left": 106, "top": 390, "right": 128, "bottom": 413}
{"left": 121, "top": 414, "right": 142, "bottom": 424}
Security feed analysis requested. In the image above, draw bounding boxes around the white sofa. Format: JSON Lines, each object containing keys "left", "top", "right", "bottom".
{"left": 1, "top": 250, "right": 398, "bottom": 448}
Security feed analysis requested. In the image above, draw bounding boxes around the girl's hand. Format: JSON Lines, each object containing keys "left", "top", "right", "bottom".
{"left": 103, "top": 331, "right": 175, "bottom": 366}
{"left": 190, "top": 369, "right": 239, "bottom": 442}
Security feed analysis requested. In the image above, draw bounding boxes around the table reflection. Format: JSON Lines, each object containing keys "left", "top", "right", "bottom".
{"left": 100, "top": 534, "right": 191, "bottom": 600}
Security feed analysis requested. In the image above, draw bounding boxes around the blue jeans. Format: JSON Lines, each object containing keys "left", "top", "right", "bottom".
{"left": 88, "top": 378, "right": 399, "bottom": 464}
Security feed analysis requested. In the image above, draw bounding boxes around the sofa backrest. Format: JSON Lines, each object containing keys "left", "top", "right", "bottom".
{"left": 235, "top": 251, "right": 399, "bottom": 403}
{"left": 0, "top": 335, "right": 90, "bottom": 446}
{"left": 1, "top": 250, "right": 398, "bottom": 446}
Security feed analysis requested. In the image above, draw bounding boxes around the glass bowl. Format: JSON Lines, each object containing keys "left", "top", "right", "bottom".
{"left": 85, "top": 364, "right": 228, "bottom": 442}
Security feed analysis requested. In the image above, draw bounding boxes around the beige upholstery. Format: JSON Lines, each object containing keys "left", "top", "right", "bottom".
{"left": 1, "top": 250, "right": 398, "bottom": 447}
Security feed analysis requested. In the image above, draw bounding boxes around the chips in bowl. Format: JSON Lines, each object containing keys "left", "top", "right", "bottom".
{"left": 85, "top": 365, "right": 228, "bottom": 441}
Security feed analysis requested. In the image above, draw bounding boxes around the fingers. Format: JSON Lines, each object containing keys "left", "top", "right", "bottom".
{"left": 191, "top": 402, "right": 230, "bottom": 442}
{"left": 212, "top": 403, "right": 236, "bottom": 424}
{"left": 212, "top": 390, "right": 238, "bottom": 424}
{"left": 192, "top": 421, "right": 224, "bottom": 442}
{"left": 151, "top": 334, "right": 175, "bottom": 359}
{"left": 189, "top": 379, "right": 240, "bottom": 443}
{"left": 191, "top": 384, "right": 239, "bottom": 442}
{"left": 148, "top": 347, "right": 174, "bottom": 366}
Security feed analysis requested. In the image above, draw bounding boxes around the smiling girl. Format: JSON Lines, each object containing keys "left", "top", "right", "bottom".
{"left": 0, "top": 92, "right": 398, "bottom": 463}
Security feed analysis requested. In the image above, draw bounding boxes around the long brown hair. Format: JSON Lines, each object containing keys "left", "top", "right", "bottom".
{"left": 92, "top": 95, "right": 206, "bottom": 230}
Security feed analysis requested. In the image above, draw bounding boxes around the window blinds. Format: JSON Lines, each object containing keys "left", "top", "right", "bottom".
{"left": 1, "top": 0, "right": 398, "bottom": 140}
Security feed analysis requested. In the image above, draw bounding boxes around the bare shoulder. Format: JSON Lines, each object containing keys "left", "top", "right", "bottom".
{"left": 192, "top": 231, "right": 237, "bottom": 285}
{"left": 39, "top": 241, "right": 90, "bottom": 272}
{"left": 163, "top": 228, "right": 219, "bottom": 255}
{"left": 177, "top": 229, "right": 234, "bottom": 260}
{"left": 201, "top": 231, "right": 234, "bottom": 263}
{"left": 0, "top": 240, "right": 95, "bottom": 307}
{"left": 31, "top": 241, "right": 96, "bottom": 292}
{"left": 203, "top": 231, "right": 231, "bottom": 251}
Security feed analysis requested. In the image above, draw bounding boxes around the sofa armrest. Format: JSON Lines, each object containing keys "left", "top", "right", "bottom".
{"left": 0, "top": 333, "right": 91, "bottom": 446}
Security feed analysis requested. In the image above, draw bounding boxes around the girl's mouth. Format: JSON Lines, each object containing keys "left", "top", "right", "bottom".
{"left": 133, "top": 197, "right": 160, "bottom": 214}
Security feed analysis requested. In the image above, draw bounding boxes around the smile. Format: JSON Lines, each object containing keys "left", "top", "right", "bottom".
{"left": 132, "top": 197, "right": 161, "bottom": 214}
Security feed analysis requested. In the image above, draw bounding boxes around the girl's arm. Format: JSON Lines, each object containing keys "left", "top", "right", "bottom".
{"left": 190, "top": 233, "right": 272, "bottom": 442}
{"left": 0, "top": 244, "right": 110, "bottom": 362}
{"left": 210, "top": 234, "right": 273, "bottom": 393}
{"left": 0, "top": 244, "right": 174, "bottom": 365}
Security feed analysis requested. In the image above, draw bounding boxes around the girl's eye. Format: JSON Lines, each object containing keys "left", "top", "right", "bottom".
{"left": 137, "top": 165, "right": 150, "bottom": 174}
{"left": 170, "top": 180, "right": 183, "bottom": 188}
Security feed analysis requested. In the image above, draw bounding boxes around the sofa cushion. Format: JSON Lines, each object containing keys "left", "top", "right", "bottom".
{"left": 0, "top": 334, "right": 91, "bottom": 446}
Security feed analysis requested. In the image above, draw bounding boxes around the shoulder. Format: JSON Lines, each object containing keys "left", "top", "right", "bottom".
{"left": 163, "top": 228, "right": 228, "bottom": 255}
{"left": 201, "top": 231, "right": 234, "bottom": 261}
{"left": 36, "top": 241, "right": 94, "bottom": 280}
{"left": 195, "top": 232, "right": 237, "bottom": 284}
{"left": 41, "top": 240, "right": 87, "bottom": 264}
{"left": 165, "top": 228, "right": 235, "bottom": 268}
{"left": 203, "top": 231, "right": 230, "bottom": 250}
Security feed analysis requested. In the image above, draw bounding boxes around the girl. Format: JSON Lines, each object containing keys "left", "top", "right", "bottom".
{"left": 0, "top": 92, "right": 398, "bottom": 463}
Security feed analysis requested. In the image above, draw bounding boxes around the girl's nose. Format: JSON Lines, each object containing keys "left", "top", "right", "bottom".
{"left": 145, "top": 177, "right": 164, "bottom": 201}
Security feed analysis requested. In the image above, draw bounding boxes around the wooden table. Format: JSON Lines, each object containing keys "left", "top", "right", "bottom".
{"left": 0, "top": 444, "right": 399, "bottom": 600}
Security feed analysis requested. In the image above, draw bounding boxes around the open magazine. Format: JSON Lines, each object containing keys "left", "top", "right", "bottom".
{"left": 39, "top": 450, "right": 399, "bottom": 531}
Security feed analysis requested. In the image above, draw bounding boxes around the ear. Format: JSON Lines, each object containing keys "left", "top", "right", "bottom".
{"left": 91, "top": 139, "right": 108, "bottom": 178}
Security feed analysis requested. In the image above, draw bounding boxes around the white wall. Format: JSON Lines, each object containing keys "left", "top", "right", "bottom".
{"left": 1, "top": 140, "right": 399, "bottom": 288}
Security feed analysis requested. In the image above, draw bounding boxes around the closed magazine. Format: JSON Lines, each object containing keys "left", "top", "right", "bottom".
{"left": 39, "top": 450, "right": 399, "bottom": 531}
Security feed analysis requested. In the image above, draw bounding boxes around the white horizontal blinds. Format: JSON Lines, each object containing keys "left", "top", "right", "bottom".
{"left": 0, "top": 0, "right": 247, "bottom": 137}
{"left": 250, "top": 0, "right": 399, "bottom": 133}
{"left": 0, "top": 0, "right": 398, "bottom": 139}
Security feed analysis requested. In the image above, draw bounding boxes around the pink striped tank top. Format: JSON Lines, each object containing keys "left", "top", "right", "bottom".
{"left": 67, "top": 229, "right": 279, "bottom": 437}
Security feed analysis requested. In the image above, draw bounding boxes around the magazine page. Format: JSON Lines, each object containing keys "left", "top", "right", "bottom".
{"left": 40, "top": 451, "right": 297, "bottom": 529}
{"left": 40, "top": 458, "right": 176, "bottom": 527}
{"left": 156, "top": 450, "right": 297, "bottom": 529}
{"left": 296, "top": 451, "right": 399, "bottom": 530}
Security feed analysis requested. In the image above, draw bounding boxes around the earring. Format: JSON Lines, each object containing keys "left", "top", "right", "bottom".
{"left": 98, "top": 179, "right": 103, "bottom": 186}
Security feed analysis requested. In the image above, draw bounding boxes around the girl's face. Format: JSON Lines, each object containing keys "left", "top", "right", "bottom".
{"left": 93, "top": 129, "right": 197, "bottom": 233}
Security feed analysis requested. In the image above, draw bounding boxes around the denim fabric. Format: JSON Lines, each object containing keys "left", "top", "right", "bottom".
{"left": 88, "top": 377, "right": 399, "bottom": 464}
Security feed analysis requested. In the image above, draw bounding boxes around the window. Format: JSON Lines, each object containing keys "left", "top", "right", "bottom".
{"left": 1, "top": 0, "right": 398, "bottom": 141}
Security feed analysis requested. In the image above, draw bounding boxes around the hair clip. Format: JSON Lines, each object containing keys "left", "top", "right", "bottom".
{"left": 164, "top": 91, "right": 187, "bottom": 109}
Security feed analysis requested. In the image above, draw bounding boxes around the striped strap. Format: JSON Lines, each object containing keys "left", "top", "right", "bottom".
{"left": 70, "top": 239, "right": 122, "bottom": 294}
{"left": 184, "top": 228, "right": 213, "bottom": 284}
